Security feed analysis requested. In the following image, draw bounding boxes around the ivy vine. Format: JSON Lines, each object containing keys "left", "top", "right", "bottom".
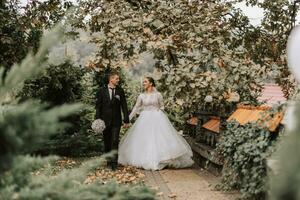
{"left": 215, "top": 121, "right": 277, "bottom": 199}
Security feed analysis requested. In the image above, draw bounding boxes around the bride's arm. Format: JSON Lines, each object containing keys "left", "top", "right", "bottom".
{"left": 129, "top": 94, "right": 143, "bottom": 121}
{"left": 158, "top": 93, "right": 164, "bottom": 110}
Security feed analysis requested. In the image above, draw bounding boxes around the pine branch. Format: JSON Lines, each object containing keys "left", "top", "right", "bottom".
{"left": 0, "top": 25, "right": 64, "bottom": 102}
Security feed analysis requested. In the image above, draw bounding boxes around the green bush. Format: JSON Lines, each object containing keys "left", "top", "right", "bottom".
{"left": 18, "top": 62, "right": 102, "bottom": 156}
{"left": 19, "top": 62, "right": 84, "bottom": 105}
{"left": 216, "top": 121, "right": 276, "bottom": 199}
{"left": 0, "top": 101, "right": 81, "bottom": 171}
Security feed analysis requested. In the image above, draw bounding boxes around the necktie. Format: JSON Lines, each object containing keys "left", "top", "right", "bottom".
{"left": 109, "top": 87, "right": 115, "bottom": 99}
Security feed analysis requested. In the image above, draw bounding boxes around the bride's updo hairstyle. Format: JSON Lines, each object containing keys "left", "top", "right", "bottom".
{"left": 146, "top": 77, "right": 156, "bottom": 87}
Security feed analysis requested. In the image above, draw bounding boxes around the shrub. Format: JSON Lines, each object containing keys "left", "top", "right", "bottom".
{"left": 216, "top": 121, "right": 276, "bottom": 199}
{"left": 18, "top": 62, "right": 103, "bottom": 156}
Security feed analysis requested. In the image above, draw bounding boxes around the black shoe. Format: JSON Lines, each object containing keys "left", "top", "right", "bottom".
{"left": 106, "top": 161, "right": 112, "bottom": 168}
{"left": 111, "top": 163, "right": 118, "bottom": 171}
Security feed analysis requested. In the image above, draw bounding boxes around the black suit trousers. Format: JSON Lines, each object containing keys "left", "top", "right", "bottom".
{"left": 103, "top": 125, "right": 121, "bottom": 164}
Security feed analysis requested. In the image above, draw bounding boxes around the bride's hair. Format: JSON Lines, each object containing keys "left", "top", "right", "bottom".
{"left": 146, "top": 77, "right": 156, "bottom": 87}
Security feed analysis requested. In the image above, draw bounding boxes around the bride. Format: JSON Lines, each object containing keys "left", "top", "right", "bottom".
{"left": 118, "top": 77, "right": 194, "bottom": 170}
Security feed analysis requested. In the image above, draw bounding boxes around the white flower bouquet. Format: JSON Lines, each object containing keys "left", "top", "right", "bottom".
{"left": 204, "top": 95, "right": 213, "bottom": 103}
{"left": 91, "top": 119, "right": 106, "bottom": 134}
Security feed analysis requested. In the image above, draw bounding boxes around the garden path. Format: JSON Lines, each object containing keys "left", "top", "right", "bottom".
{"left": 142, "top": 164, "right": 239, "bottom": 200}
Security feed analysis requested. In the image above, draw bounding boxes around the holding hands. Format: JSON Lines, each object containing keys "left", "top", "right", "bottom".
{"left": 123, "top": 123, "right": 130, "bottom": 129}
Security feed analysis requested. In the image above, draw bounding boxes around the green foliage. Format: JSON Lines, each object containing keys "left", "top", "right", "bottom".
{"left": 0, "top": 0, "right": 38, "bottom": 71}
{"left": 0, "top": 0, "right": 70, "bottom": 73}
{"left": 0, "top": 23, "right": 155, "bottom": 200}
{"left": 0, "top": 22, "right": 83, "bottom": 169}
{"left": 20, "top": 62, "right": 84, "bottom": 105}
{"left": 0, "top": 155, "right": 59, "bottom": 188}
{"left": 0, "top": 101, "right": 81, "bottom": 170}
{"left": 68, "top": 0, "right": 300, "bottom": 128}
{"left": 269, "top": 101, "right": 300, "bottom": 199}
{"left": 0, "top": 25, "right": 63, "bottom": 100}
{"left": 18, "top": 62, "right": 102, "bottom": 156}
{"left": 233, "top": 0, "right": 299, "bottom": 97}
{"left": 216, "top": 121, "right": 275, "bottom": 199}
{"left": 0, "top": 155, "right": 155, "bottom": 200}
{"left": 72, "top": 0, "right": 268, "bottom": 125}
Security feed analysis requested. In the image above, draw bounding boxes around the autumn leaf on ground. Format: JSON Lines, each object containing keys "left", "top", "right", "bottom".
{"left": 168, "top": 193, "right": 177, "bottom": 198}
{"left": 156, "top": 192, "right": 164, "bottom": 196}
{"left": 84, "top": 165, "right": 146, "bottom": 185}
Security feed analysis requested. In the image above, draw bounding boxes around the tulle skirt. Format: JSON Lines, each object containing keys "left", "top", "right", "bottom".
{"left": 118, "top": 110, "right": 194, "bottom": 170}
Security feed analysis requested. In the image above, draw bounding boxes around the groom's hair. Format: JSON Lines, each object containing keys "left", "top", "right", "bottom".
{"left": 108, "top": 71, "right": 119, "bottom": 80}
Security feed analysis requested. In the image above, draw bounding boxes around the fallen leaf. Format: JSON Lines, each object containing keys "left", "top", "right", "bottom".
{"left": 168, "top": 193, "right": 177, "bottom": 198}
{"left": 156, "top": 192, "right": 164, "bottom": 196}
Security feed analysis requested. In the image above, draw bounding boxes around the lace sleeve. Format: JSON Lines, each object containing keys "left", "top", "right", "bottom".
{"left": 129, "top": 94, "right": 143, "bottom": 120}
{"left": 158, "top": 92, "right": 164, "bottom": 110}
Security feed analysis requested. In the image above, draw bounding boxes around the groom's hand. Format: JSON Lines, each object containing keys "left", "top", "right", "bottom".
{"left": 123, "top": 123, "right": 129, "bottom": 129}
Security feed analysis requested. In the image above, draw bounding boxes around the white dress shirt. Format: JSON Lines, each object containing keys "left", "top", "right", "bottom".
{"left": 108, "top": 85, "right": 115, "bottom": 100}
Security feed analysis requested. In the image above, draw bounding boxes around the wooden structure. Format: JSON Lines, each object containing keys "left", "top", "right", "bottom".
{"left": 186, "top": 83, "right": 286, "bottom": 174}
{"left": 198, "top": 116, "right": 220, "bottom": 147}
{"left": 186, "top": 105, "right": 235, "bottom": 174}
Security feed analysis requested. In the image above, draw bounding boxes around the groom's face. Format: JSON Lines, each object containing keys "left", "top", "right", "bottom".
{"left": 110, "top": 75, "right": 120, "bottom": 86}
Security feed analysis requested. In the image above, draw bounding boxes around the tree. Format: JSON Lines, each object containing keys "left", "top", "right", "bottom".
{"left": 0, "top": 0, "right": 71, "bottom": 73}
{"left": 69, "top": 0, "right": 269, "bottom": 124}
{"left": 233, "top": 0, "right": 300, "bottom": 97}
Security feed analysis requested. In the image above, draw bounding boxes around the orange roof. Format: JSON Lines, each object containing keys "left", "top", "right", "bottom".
{"left": 257, "top": 83, "right": 286, "bottom": 106}
{"left": 187, "top": 117, "right": 198, "bottom": 125}
{"left": 227, "top": 105, "right": 283, "bottom": 132}
{"left": 202, "top": 117, "right": 220, "bottom": 133}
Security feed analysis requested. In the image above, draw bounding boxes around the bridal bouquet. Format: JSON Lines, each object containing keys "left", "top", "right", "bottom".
{"left": 91, "top": 119, "right": 106, "bottom": 134}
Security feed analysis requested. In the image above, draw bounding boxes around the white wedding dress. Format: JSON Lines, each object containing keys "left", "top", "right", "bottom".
{"left": 118, "top": 90, "right": 194, "bottom": 170}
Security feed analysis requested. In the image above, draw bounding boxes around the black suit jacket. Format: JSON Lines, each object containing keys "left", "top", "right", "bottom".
{"left": 95, "top": 86, "right": 129, "bottom": 127}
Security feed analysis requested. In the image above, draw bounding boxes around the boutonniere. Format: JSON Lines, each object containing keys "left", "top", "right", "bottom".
{"left": 115, "top": 95, "right": 120, "bottom": 100}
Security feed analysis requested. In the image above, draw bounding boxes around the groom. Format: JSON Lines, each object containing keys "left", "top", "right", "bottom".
{"left": 95, "top": 71, "right": 129, "bottom": 170}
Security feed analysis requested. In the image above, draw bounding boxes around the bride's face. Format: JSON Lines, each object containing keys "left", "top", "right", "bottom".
{"left": 143, "top": 78, "right": 152, "bottom": 90}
